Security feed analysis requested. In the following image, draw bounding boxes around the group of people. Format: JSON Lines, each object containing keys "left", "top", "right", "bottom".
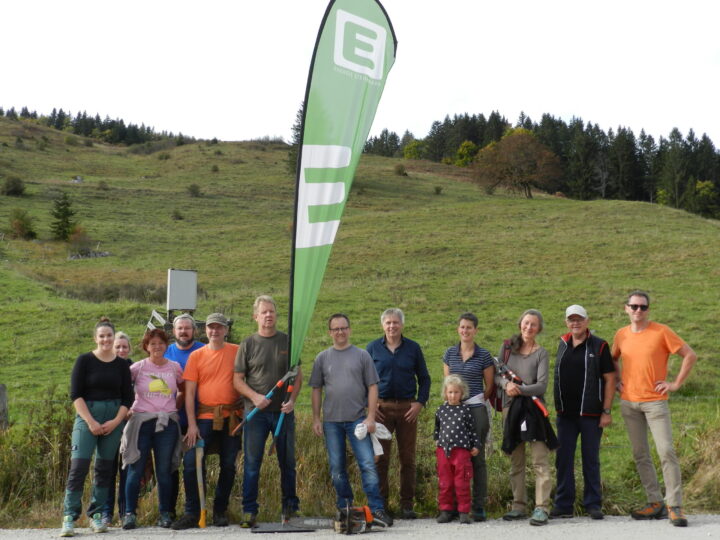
{"left": 59, "top": 290, "right": 697, "bottom": 536}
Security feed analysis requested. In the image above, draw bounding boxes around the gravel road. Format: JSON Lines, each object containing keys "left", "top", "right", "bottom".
{"left": 1, "top": 515, "right": 718, "bottom": 540}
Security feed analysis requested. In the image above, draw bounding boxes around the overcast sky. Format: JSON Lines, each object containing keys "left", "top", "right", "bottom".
{"left": 3, "top": 0, "right": 719, "bottom": 145}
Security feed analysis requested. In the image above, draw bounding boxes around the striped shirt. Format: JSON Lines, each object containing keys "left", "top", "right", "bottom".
{"left": 442, "top": 343, "right": 494, "bottom": 407}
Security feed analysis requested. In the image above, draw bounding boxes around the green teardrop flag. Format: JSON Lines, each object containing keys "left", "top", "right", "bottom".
{"left": 289, "top": 0, "right": 396, "bottom": 367}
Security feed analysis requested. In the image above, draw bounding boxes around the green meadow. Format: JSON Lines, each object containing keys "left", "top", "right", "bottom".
{"left": 0, "top": 116, "right": 719, "bottom": 526}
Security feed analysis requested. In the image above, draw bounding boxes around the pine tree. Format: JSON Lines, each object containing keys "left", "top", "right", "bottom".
{"left": 287, "top": 103, "right": 304, "bottom": 176}
{"left": 424, "top": 120, "right": 447, "bottom": 162}
{"left": 50, "top": 192, "right": 76, "bottom": 241}
{"left": 54, "top": 109, "right": 67, "bottom": 130}
{"left": 658, "top": 128, "right": 688, "bottom": 207}
{"left": 398, "top": 130, "right": 415, "bottom": 154}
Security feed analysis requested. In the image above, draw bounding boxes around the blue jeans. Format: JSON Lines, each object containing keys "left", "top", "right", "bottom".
{"left": 182, "top": 418, "right": 241, "bottom": 515}
{"left": 554, "top": 415, "right": 603, "bottom": 511}
{"left": 102, "top": 450, "right": 127, "bottom": 519}
{"left": 125, "top": 419, "right": 179, "bottom": 514}
{"left": 323, "top": 418, "right": 384, "bottom": 513}
{"left": 242, "top": 410, "right": 298, "bottom": 514}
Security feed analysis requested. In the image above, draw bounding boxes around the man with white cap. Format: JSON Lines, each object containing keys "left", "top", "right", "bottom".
{"left": 550, "top": 305, "right": 615, "bottom": 520}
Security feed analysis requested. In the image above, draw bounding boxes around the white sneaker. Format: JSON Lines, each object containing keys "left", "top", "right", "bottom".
{"left": 90, "top": 513, "right": 108, "bottom": 533}
{"left": 59, "top": 515, "right": 74, "bottom": 537}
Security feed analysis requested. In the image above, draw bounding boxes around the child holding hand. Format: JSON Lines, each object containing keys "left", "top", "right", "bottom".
{"left": 434, "top": 375, "right": 480, "bottom": 524}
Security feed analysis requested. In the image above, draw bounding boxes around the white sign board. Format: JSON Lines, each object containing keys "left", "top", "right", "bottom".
{"left": 167, "top": 269, "right": 197, "bottom": 311}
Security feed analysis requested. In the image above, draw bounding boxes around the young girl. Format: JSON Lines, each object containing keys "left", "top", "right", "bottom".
{"left": 434, "top": 374, "right": 480, "bottom": 524}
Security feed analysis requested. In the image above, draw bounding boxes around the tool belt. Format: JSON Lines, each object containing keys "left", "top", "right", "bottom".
{"left": 197, "top": 402, "right": 244, "bottom": 435}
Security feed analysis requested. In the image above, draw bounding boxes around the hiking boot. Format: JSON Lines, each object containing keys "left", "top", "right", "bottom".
{"left": 668, "top": 506, "right": 688, "bottom": 527}
{"left": 90, "top": 513, "right": 108, "bottom": 533}
{"left": 436, "top": 511, "right": 452, "bottom": 523}
{"left": 631, "top": 502, "right": 667, "bottom": 520}
{"left": 156, "top": 512, "right": 173, "bottom": 528}
{"left": 400, "top": 507, "right": 417, "bottom": 519}
{"left": 212, "top": 511, "right": 229, "bottom": 527}
{"left": 502, "top": 509, "right": 526, "bottom": 521}
{"left": 171, "top": 514, "right": 200, "bottom": 530}
{"left": 459, "top": 512, "right": 473, "bottom": 524}
{"left": 101, "top": 514, "right": 112, "bottom": 528}
{"left": 240, "top": 513, "right": 257, "bottom": 528}
{"left": 529, "top": 507, "right": 549, "bottom": 526}
{"left": 372, "top": 509, "right": 393, "bottom": 528}
{"left": 59, "top": 515, "right": 75, "bottom": 537}
{"left": 588, "top": 508, "right": 604, "bottom": 520}
{"left": 549, "top": 507, "right": 573, "bottom": 519}
{"left": 472, "top": 507, "right": 487, "bottom": 522}
{"left": 121, "top": 513, "right": 136, "bottom": 530}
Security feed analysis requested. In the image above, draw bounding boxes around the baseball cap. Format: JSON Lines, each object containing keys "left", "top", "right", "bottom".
{"left": 205, "top": 313, "right": 229, "bottom": 326}
{"left": 565, "top": 305, "right": 588, "bottom": 319}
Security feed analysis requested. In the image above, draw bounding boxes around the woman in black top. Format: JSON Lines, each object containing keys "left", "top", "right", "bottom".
{"left": 60, "top": 318, "right": 133, "bottom": 537}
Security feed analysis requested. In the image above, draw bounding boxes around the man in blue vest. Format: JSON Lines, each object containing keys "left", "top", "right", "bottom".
{"left": 551, "top": 305, "right": 615, "bottom": 520}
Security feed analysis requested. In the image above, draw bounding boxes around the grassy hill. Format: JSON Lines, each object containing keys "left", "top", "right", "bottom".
{"left": 1, "top": 116, "right": 719, "bottom": 524}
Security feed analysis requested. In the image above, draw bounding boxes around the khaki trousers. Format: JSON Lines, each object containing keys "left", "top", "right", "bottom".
{"left": 620, "top": 399, "right": 682, "bottom": 506}
{"left": 504, "top": 409, "right": 552, "bottom": 512}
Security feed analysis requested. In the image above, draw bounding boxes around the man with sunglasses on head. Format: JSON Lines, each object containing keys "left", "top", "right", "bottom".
{"left": 611, "top": 290, "right": 697, "bottom": 527}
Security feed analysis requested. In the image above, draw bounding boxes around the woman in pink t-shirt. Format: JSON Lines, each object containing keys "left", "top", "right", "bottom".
{"left": 121, "top": 329, "right": 184, "bottom": 530}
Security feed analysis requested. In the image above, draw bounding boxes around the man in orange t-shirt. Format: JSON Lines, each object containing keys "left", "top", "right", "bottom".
{"left": 172, "top": 313, "right": 241, "bottom": 530}
{"left": 611, "top": 291, "right": 696, "bottom": 527}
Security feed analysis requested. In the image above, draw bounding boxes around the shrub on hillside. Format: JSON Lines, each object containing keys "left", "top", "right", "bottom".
{"left": 68, "top": 225, "right": 93, "bottom": 257}
{"left": 187, "top": 184, "right": 203, "bottom": 197}
{"left": 393, "top": 163, "right": 408, "bottom": 176}
{"left": 1, "top": 176, "right": 26, "bottom": 196}
{"left": 211, "top": 164, "right": 219, "bottom": 173}
{"left": 7, "top": 208, "right": 37, "bottom": 239}
{"left": 158, "top": 152, "right": 171, "bottom": 161}
{"left": 64, "top": 135, "right": 78, "bottom": 146}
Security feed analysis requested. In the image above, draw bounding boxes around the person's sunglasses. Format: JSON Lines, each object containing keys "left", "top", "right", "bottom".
{"left": 627, "top": 304, "right": 649, "bottom": 311}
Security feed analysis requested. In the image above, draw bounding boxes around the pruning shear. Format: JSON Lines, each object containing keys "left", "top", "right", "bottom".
{"left": 232, "top": 367, "right": 298, "bottom": 435}
{"left": 492, "top": 356, "right": 549, "bottom": 417}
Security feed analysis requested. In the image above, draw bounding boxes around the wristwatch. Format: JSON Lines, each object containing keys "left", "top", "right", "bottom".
{"left": 602, "top": 408, "right": 612, "bottom": 415}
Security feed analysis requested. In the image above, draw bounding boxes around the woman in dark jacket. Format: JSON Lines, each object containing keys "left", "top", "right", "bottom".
{"left": 495, "top": 309, "right": 554, "bottom": 526}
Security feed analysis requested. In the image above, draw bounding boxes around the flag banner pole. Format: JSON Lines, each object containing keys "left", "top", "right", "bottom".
{"left": 288, "top": 0, "right": 396, "bottom": 368}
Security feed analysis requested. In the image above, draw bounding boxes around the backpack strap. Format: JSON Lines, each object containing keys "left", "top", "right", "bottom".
{"left": 502, "top": 339, "right": 512, "bottom": 364}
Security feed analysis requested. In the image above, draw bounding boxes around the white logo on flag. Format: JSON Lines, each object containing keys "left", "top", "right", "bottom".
{"left": 334, "top": 9, "right": 386, "bottom": 80}
{"left": 296, "top": 145, "right": 351, "bottom": 248}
